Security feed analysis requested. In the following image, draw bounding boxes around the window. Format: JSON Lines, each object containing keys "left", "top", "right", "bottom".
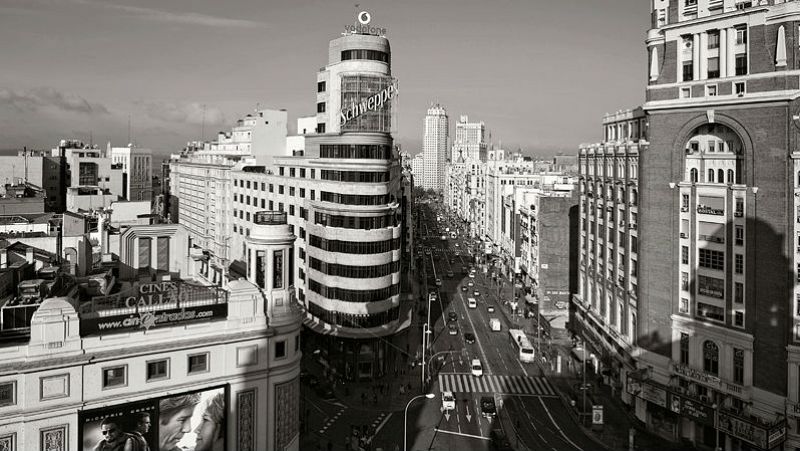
{"left": 706, "top": 84, "right": 718, "bottom": 97}
{"left": 146, "top": 359, "right": 169, "bottom": 381}
{"left": 680, "top": 87, "right": 692, "bottom": 99}
{"left": 188, "top": 353, "right": 209, "bottom": 374}
{"left": 708, "top": 31, "right": 720, "bottom": 49}
{"left": 341, "top": 49, "right": 390, "bottom": 63}
{"left": 79, "top": 162, "right": 99, "bottom": 185}
{"left": 698, "top": 275, "right": 724, "bottom": 299}
{"left": 290, "top": 168, "right": 296, "bottom": 177}
{"left": 0, "top": 381, "right": 16, "bottom": 406}
{"left": 680, "top": 298, "right": 690, "bottom": 314}
{"left": 734, "top": 81, "right": 746, "bottom": 95}
{"left": 708, "top": 169, "right": 715, "bottom": 182}
{"left": 707, "top": 57, "right": 720, "bottom": 79}
{"left": 317, "top": 102, "right": 326, "bottom": 113}
{"left": 735, "top": 27, "right": 748, "bottom": 45}
{"left": 278, "top": 185, "right": 284, "bottom": 195}
{"left": 735, "top": 254, "right": 743, "bottom": 274}
{"left": 300, "top": 188, "right": 305, "bottom": 197}
{"left": 269, "top": 184, "right": 274, "bottom": 193}
{"left": 682, "top": 246, "right": 689, "bottom": 264}
{"left": 735, "top": 55, "right": 747, "bottom": 76}
{"left": 735, "top": 282, "right": 744, "bottom": 304}
{"left": 733, "top": 348, "right": 744, "bottom": 384}
{"left": 680, "top": 333, "right": 690, "bottom": 364}
{"left": 279, "top": 167, "right": 284, "bottom": 176}
{"left": 698, "top": 302, "right": 725, "bottom": 322}
{"left": 317, "top": 123, "right": 326, "bottom": 133}
{"left": 699, "top": 249, "right": 724, "bottom": 270}
{"left": 681, "top": 271, "right": 689, "bottom": 291}
{"left": 317, "top": 81, "right": 326, "bottom": 92}
{"left": 703, "top": 341, "right": 719, "bottom": 375}
{"left": 311, "top": 190, "right": 315, "bottom": 201}
{"left": 246, "top": 181, "right": 251, "bottom": 189}
{"left": 261, "top": 199, "right": 265, "bottom": 208}
{"left": 682, "top": 62, "right": 693, "bottom": 82}
{"left": 685, "top": 0, "right": 697, "bottom": 5}
{"left": 275, "top": 340, "right": 287, "bottom": 359}
{"left": 289, "top": 187, "right": 295, "bottom": 196}
{"left": 734, "top": 311, "right": 744, "bottom": 327}
{"left": 300, "top": 168, "right": 306, "bottom": 177}
{"left": 102, "top": 365, "right": 127, "bottom": 389}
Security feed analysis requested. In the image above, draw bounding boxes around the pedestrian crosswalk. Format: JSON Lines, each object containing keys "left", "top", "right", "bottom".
{"left": 437, "top": 373, "right": 557, "bottom": 396}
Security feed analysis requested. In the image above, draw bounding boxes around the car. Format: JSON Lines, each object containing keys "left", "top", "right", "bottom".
{"left": 467, "top": 298, "right": 477, "bottom": 309}
{"left": 464, "top": 332, "right": 476, "bottom": 344}
{"left": 435, "top": 278, "right": 442, "bottom": 287}
{"left": 473, "top": 290, "right": 481, "bottom": 297}
{"left": 425, "top": 250, "right": 431, "bottom": 256}
{"left": 467, "top": 280, "right": 474, "bottom": 287}
{"left": 468, "top": 272, "right": 475, "bottom": 278}
{"left": 471, "top": 359, "right": 483, "bottom": 377}
{"left": 480, "top": 396, "right": 496, "bottom": 418}
{"left": 448, "top": 323, "right": 458, "bottom": 335}
{"left": 487, "top": 305, "right": 495, "bottom": 313}
{"left": 442, "top": 391, "right": 456, "bottom": 411}
{"left": 455, "top": 243, "right": 459, "bottom": 247}
{"left": 448, "top": 311, "right": 458, "bottom": 322}
{"left": 461, "top": 286, "right": 468, "bottom": 292}
{"left": 490, "top": 428, "right": 513, "bottom": 451}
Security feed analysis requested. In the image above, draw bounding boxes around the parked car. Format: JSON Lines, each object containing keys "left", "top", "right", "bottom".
{"left": 446, "top": 271, "right": 454, "bottom": 278}
{"left": 448, "top": 323, "right": 458, "bottom": 335}
{"left": 448, "top": 311, "right": 458, "bottom": 322}
{"left": 473, "top": 290, "right": 481, "bottom": 297}
{"left": 461, "top": 286, "right": 468, "bottom": 292}
{"left": 467, "top": 280, "right": 474, "bottom": 287}
{"left": 480, "top": 396, "right": 496, "bottom": 418}
{"left": 435, "top": 278, "right": 442, "bottom": 287}
{"left": 487, "top": 305, "right": 495, "bottom": 313}
{"left": 464, "top": 332, "right": 476, "bottom": 344}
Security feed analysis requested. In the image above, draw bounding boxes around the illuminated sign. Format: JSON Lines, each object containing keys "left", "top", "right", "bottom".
{"left": 344, "top": 11, "right": 387, "bottom": 36}
{"left": 339, "top": 82, "right": 397, "bottom": 125}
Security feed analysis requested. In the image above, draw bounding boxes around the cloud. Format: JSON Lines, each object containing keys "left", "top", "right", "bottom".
{"left": 0, "top": 87, "right": 109, "bottom": 114}
{"left": 72, "top": 0, "right": 263, "bottom": 28}
{"left": 143, "top": 102, "right": 226, "bottom": 126}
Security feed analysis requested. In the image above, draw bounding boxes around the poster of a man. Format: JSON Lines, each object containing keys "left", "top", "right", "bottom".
{"left": 80, "top": 403, "right": 155, "bottom": 451}
{"left": 158, "top": 393, "right": 202, "bottom": 451}
{"left": 92, "top": 418, "right": 135, "bottom": 451}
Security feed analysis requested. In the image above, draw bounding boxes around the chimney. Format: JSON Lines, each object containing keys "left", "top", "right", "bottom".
{"left": 25, "top": 247, "right": 34, "bottom": 264}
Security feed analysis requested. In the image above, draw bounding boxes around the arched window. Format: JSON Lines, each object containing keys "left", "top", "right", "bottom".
{"left": 619, "top": 187, "right": 625, "bottom": 203}
{"left": 728, "top": 169, "right": 735, "bottom": 184}
{"left": 718, "top": 169, "right": 724, "bottom": 184}
{"left": 691, "top": 168, "right": 698, "bottom": 183}
{"left": 708, "top": 169, "right": 715, "bottom": 183}
{"left": 684, "top": 124, "right": 743, "bottom": 184}
{"left": 703, "top": 340, "right": 719, "bottom": 375}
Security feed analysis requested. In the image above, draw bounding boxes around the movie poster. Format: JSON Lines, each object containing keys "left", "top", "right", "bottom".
{"left": 79, "top": 386, "right": 226, "bottom": 451}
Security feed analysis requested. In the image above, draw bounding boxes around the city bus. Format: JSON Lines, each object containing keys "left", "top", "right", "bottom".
{"left": 508, "top": 329, "right": 535, "bottom": 363}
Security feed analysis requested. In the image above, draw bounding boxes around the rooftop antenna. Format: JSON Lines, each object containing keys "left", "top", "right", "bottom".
{"left": 201, "top": 104, "right": 206, "bottom": 141}
{"left": 89, "top": 130, "right": 93, "bottom": 148}
{"left": 127, "top": 114, "right": 131, "bottom": 146}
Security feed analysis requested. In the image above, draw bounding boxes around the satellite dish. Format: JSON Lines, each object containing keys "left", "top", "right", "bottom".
{"left": 358, "top": 11, "right": 371, "bottom": 24}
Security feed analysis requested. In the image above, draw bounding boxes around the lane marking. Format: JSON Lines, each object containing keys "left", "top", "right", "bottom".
{"left": 374, "top": 412, "right": 392, "bottom": 435}
{"left": 433, "top": 428, "right": 491, "bottom": 440}
{"left": 538, "top": 397, "right": 583, "bottom": 451}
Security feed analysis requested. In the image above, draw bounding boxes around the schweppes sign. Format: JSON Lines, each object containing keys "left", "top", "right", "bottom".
{"left": 339, "top": 82, "right": 398, "bottom": 125}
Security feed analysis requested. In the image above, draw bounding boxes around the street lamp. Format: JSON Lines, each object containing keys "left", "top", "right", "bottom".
{"left": 404, "top": 393, "right": 435, "bottom": 451}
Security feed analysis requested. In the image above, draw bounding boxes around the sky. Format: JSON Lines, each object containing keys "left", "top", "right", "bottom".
{"left": 0, "top": 0, "right": 649, "bottom": 160}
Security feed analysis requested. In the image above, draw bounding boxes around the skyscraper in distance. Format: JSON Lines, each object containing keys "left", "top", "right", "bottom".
{"left": 423, "top": 104, "right": 448, "bottom": 191}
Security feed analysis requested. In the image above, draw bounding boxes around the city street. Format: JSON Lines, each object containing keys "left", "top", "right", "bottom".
{"left": 390, "top": 200, "right": 603, "bottom": 451}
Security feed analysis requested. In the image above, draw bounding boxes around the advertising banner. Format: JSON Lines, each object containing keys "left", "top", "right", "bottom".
{"left": 79, "top": 386, "right": 227, "bottom": 451}
{"left": 717, "top": 412, "right": 767, "bottom": 449}
{"left": 79, "top": 281, "right": 228, "bottom": 336}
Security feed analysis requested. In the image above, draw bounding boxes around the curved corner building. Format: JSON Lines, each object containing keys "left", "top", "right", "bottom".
{"left": 301, "top": 28, "right": 403, "bottom": 380}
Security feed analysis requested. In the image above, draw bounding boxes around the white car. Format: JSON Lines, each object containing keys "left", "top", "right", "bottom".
{"left": 471, "top": 359, "right": 483, "bottom": 377}
{"left": 468, "top": 298, "right": 477, "bottom": 309}
{"left": 442, "top": 391, "right": 456, "bottom": 411}
{"left": 467, "top": 280, "right": 474, "bottom": 287}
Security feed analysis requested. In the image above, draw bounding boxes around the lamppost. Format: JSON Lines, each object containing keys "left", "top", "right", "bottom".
{"left": 404, "top": 393, "right": 435, "bottom": 451}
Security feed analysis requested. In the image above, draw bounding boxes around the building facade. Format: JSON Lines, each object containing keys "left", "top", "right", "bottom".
{"left": 573, "top": 108, "right": 644, "bottom": 413}
{"left": 111, "top": 145, "right": 153, "bottom": 202}
{"left": 422, "top": 104, "right": 448, "bottom": 192}
{"left": 0, "top": 221, "right": 302, "bottom": 451}
{"left": 227, "top": 22, "right": 405, "bottom": 380}
{"left": 450, "top": 115, "right": 487, "bottom": 163}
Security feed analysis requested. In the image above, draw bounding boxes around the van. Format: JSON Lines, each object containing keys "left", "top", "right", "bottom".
{"left": 467, "top": 298, "right": 477, "bottom": 309}
{"left": 489, "top": 318, "right": 501, "bottom": 332}
{"left": 471, "top": 359, "right": 483, "bottom": 377}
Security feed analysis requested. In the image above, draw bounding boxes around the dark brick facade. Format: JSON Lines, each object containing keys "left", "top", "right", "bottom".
{"left": 642, "top": 102, "right": 792, "bottom": 394}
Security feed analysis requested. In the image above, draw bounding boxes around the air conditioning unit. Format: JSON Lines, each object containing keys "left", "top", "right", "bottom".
{"left": 680, "top": 233, "right": 687, "bottom": 238}
{"left": 734, "top": 212, "right": 744, "bottom": 217}
{"left": 680, "top": 207, "right": 689, "bottom": 212}
{"left": 629, "top": 224, "right": 637, "bottom": 230}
